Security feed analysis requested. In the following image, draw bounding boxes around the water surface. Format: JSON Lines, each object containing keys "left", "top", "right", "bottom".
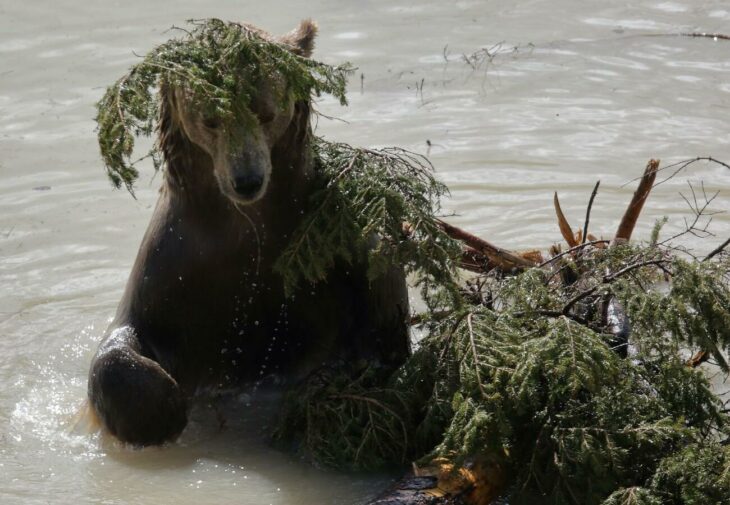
{"left": 1, "top": 1, "right": 729, "bottom": 503}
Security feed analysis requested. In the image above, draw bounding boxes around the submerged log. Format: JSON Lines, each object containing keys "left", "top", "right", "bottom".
{"left": 367, "top": 460, "right": 505, "bottom": 505}
{"left": 367, "top": 475, "right": 465, "bottom": 505}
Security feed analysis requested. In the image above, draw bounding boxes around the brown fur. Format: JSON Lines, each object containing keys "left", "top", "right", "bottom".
{"left": 87, "top": 21, "right": 410, "bottom": 446}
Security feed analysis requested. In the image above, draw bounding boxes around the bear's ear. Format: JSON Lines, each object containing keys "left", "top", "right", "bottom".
{"left": 279, "top": 19, "right": 318, "bottom": 57}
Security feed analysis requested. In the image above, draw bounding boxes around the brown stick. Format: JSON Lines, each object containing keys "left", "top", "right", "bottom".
{"left": 679, "top": 32, "right": 730, "bottom": 41}
{"left": 436, "top": 219, "right": 536, "bottom": 269}
{"left": 640, "top": 33, "right": 730, "bottom": 43}
{"left": 687, "top": 350, "right": 709, "bottom": 368}
{"left": 614, "top": 159, "right": 660, "bottom": 244}
{"left": 582, "top": 181, "right": 601, "bottom": 245}
{"left": 704, "top": 236, "right": 730, "bottom": 261}
{"left": 539, "top": 240, "right": 610, "bottom": 268}
{"left": 554, "top": 192, "right": 579, "bottom": 247}
{"left": 562, "top": 259, "right": 669, "bottom": 315}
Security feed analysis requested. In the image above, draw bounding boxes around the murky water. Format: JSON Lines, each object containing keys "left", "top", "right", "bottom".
{"left": 1, "top": 0, "right": 728, "bottom": 503}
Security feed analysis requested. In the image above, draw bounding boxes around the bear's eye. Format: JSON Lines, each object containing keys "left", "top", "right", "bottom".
{"left": 250, "top": 98, "right": 276, "bottom": 124}
{"left": 202, "top": 116, "right": 222, "bottom": 129}
{"left": 256, "top": 110, "right": 276, "bottom": 124}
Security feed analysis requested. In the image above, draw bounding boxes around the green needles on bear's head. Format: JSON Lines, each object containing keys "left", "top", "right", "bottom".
{"left": 95, "top": 18, "right": 353, "bottom": 193}
{"left": 95, "top": 18, "right": 461, "bottom": 296}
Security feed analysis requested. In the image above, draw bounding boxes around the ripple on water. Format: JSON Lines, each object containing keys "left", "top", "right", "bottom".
{"left": 582, "top": 17, "right": 677, "bottom": 31}
{"left": 9, "top": 325, "right": 103, "bottom": 460}
{"left": 1, "top": 1, "right": 729, "bottom": 504}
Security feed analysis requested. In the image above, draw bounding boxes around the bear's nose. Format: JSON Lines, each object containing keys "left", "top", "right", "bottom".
{"left": 233, "top": 173, "right": 264, "bottom": 198}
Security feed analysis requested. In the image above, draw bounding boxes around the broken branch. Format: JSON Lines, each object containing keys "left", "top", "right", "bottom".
{"left": 614, "top": 159, "right": 659, "bottom": 244}
{"left": 554, "top": 192, "right": 579, "bottom": 247}
{"left": 582, "top": 180, "right": 600, "bottom": 245}
{"left": 705, "top": 237, "right": 730, "bottom": 262}
{"left": 436, "top": 219, "right": 537, "bottom": 269}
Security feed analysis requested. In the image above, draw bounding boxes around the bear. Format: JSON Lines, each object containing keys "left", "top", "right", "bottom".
{"left": 87, "top": 20, "right": 411, "bottom": 446}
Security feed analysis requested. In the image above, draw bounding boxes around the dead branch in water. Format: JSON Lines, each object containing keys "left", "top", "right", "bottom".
{"left": 582, "top": 180, "right": 601, "bottom": 245}
{"left": 705, "top": 237, "right": 730, "bottom": 261}
{"left": 554, "top": 192, "right": 579, "bottom": 247}
{"left": 688, "top": 350, "right": 710, "bottom": 368}
{"left": 435, "top": 219, "right": 538, "bottom": 269}
{"left": 679, "top": 32, "right": 730, "bottom": 41}
{"left": 658, "top": 181, "right": 722, "bottom": 256}
{"left": 643, "top": 32, "right": 730, "bottom": 42}
{"left": 460, "top": 247, "right": 495, "bottom": 273}
{"left": 614, "top": 159, "right": 659, "bottom": 244}
{"left": 628, "top": 156, "right": 730, "bottom": 188}
{"left": 436, "top": 156, "right": 726, "bottom": 278}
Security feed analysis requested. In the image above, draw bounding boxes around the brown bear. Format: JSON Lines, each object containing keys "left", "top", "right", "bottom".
{"left": 87, "top": 20, "right": 410, "bottom": 446}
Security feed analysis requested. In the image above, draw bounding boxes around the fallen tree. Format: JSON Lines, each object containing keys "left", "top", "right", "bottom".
{"left": 274, "top": 158, "right": 730, "bottom": 505}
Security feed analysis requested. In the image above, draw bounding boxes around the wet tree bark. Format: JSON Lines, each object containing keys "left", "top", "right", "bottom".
{"left": 366, "top": 475, "right": 466, "bottom": 505}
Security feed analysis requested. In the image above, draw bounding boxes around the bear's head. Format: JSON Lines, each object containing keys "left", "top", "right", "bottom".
{"left": 162, "top": 20, "right": 317, "bottom": 205}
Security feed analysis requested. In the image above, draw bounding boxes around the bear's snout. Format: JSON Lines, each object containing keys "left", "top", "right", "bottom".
{"left": 221, "top": 146, "right": 271, "bottom": 204}
{"left": 233, "top": 172, "right": 264, "bottom": 199}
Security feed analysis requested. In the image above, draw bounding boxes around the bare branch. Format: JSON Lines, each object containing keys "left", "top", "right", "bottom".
{"left": 554, "top": 192, "right": 578, "bottom": 247}
{"left": 705, "top": 237, "right": 730, "bottom": 261}
{"left": 562, "top": 259, "right": 669, "bottom": 314}
{"left": 659, "top": 181, "right": 721, "bottom": 246}
{"left": 582, "top": 181, "right": 601, "bottom": 245}
{"left": 539, "top": 240, "right": 610, "bottom": 268}
{"left": 436, "top": 219, "right": 536, "bottom": 269}
{"left": 614, "top": 159, "right": 659, "bottom": 244}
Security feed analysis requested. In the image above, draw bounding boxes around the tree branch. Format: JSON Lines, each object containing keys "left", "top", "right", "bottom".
{"left": 704, "top": 236, "right": 730, "bottom": 261}
{"left": 614, "top": 159, "right": 659, "bottom": 244}
{"left": 582, "top": 181, "right": 600, "bottom": 245}
{"left": 436, "top": 219, "right": 536, "bottom": 269}
{"left": 554, "top": 192, "right": 578, "bottom": 247}
{"left": 562, "top": 259, "right": 669, "bottom": 314}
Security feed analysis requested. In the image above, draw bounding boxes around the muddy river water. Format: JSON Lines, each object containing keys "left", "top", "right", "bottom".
{"left": 1, "top": 0, "right": 729, "bottom": 503}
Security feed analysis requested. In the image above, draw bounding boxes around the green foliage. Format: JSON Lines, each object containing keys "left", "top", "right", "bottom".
{"left": 273, "top": 363, "right": 412, "bottom": 470}
{"left": 650, "top": 443, "right": 730, "bottom": 504}
{"left": 602, "top": 487, "right": 663, "bottom": 505}
{"left": 277, "top": 246, "right": 730, "bottom": 505}
{"left": 95, "top": 19, "right": 730, "bottom": 504}
{"left": 618, "top": 257, "right": 730, "bottom": 370}
{"left": 95, "top": 18, "right": 352, "bottom": 192}
{"left": 413, "top": 249, "right": 730, "bottom": 504}
{"left": 274, "top": 139, "right": 462, "bottom": 295}
{"left": 95, "top": 20, "right": 458, "bottom": 295}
